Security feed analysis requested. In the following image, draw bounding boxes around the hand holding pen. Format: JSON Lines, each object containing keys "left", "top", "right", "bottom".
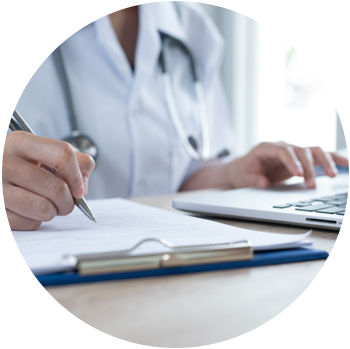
{"left": 3, "top": 110, "right": 96, "bottom": 231}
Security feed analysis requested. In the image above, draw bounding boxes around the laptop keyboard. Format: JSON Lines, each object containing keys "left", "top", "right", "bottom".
{"left": 273, "top": 192, "right": 347, "bottom": 215}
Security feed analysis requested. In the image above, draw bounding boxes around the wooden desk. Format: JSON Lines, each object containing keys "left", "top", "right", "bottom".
{"left": 47, "top": 191, "right": 337, "bottom": 347}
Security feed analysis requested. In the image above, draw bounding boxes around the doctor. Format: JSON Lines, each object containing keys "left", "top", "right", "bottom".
{"left": 3, "top": 2, "right": 348, "bottom": 231}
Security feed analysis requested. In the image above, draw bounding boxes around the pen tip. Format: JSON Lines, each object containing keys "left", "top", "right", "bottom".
{"left": 93, "top": 218, "right": 97, "bottom": 223}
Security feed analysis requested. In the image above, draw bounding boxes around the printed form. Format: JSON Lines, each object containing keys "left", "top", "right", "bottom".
{"left": 13, "top": 199, "right": 311, "bottom": 275}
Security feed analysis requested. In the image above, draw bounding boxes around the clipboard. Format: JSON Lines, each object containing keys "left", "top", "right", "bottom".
{"left": 35, "top": 238, "right": 329, "bottom": 287}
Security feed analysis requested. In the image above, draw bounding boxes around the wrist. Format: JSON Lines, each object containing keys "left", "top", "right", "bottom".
{"left": 222, "top": 157, "right": 245, "bottom": 189}
{"left": 220, "top": 161, "right": 235, "bottom": 189}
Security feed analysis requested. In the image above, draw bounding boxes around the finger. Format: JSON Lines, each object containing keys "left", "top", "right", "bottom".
{"left": 256, "top": 142, "right": 304, "bottom": 177}
{"left": 6, "top": 209, "right": 42, "bottom": 231}
{"left": 3, "top": 183, "right": 58, "bottom": 222}
{"left": 4, "top": 157, "right": 75, "bottom": 216}
{"left": 311, "top": 147, "right": 337, "bottom": 177}
{"left": 294, "top": 147, "right": 316, "bottom": 188}
{"left": 76, "top": 152, "right": 95, "bottom": 195}
{"left": 330, "top": 153, "right": 349, "bottom": 167}
{"left": 8, "top": 132, "right": 85, "bottom": 198}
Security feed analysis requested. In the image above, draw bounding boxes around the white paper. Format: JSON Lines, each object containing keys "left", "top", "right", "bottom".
{"left": 12, "top": 198, "right": 312, "bottom": 275}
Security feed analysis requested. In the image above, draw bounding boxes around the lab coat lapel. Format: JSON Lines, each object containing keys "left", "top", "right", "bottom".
{"left": 94, "top": 16, "right": 133, "bottom": 86}
{"left": 131, "top": 5, "right": 161, "bottom": 102}
{"left": 132, "top": 3, "right": 189, "bottom": 102}
{"left": 149, "top": 1, "right": 188, "bottom": 44}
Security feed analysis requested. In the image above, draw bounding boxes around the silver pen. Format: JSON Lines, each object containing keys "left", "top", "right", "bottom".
{"left": 10, "top": 110, "right": 97, "bottom": 223}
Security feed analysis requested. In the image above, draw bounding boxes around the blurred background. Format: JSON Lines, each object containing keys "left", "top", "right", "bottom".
{"left": 201, "top": 3, "right": 346, "bottom": 156}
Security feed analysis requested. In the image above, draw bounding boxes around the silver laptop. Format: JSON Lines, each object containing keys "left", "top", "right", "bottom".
{"left": 173, "top": 173, "right": 348, "bottom": 231}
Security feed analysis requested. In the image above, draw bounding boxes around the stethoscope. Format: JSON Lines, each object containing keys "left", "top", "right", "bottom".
{"left": 54, "top": 33, "right": 230, "bottom": 162}
{"left": 159, "top": 34, "right": 229, "bottom": 161}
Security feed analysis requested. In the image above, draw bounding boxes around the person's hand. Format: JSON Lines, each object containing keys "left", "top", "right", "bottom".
{"left": 3, "top": 131, "right": 95, "bottom": 231}
{"left": 224, "top": 141, "right": 349, "bottom": 189}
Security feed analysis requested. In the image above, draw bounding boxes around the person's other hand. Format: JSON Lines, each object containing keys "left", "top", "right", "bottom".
{"left": 225, "top": 141, "right": 348, "bottom": 189}
{"left": 3, "top": 131, "right": 95, "bottom": 231}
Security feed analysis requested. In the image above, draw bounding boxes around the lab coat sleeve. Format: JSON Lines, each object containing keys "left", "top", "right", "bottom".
{"left": 178, "top": 3, "right": 236, "bottom": 184}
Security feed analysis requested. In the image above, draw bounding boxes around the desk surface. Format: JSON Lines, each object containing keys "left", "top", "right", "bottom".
{"left": 47, "top": 191, "right": 338, "bottom": 347}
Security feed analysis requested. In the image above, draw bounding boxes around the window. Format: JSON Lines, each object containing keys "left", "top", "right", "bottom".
{"left": 257, "top": 25, "right": 337, "bottom": 151}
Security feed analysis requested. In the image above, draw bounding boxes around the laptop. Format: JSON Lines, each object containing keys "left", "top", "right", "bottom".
{"left": 173, "top": 173, "right": 348, "bottom": 231}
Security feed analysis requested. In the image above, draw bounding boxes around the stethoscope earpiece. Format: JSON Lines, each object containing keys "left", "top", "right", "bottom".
{"left": 217, "top": 149, "right": 230, "bottom": 158}
{"left": 188, "top": 136, "right": 198, "bottom": 150}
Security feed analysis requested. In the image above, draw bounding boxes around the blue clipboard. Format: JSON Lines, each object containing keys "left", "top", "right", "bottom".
{"left": 37, "top": 247, "right": 328, "bottom": 287}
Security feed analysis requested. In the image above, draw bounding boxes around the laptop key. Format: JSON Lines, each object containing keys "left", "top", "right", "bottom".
{"left": 336, "top": 210, "right": 350, "bottom": 216}
{"left": 295, "top": 203, "right": 334, "bottom": 212}
{"left": 273, "top": 204, "right": 292, "bottom": 209}
{"left": 325, "top": 200, "right": 346, "bottom": 205}
{"left": 316, "top": 206, "right": 345, "bottom": 214}
{"left": 286, "top": 202, "right": 312, "bottom": 207}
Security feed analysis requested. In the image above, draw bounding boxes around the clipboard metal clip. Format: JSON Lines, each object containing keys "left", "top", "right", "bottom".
{"left": 66, "top": 238, "right": 253, "bottom": 276}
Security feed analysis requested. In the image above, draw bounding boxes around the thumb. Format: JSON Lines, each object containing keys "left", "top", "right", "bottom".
{"left": 242, "top": 174, "right": 270, "bottom": 188}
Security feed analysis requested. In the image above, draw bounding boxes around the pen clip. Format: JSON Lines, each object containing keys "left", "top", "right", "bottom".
{"left": 66, "top": 238, "right": 253, "bottom": 275}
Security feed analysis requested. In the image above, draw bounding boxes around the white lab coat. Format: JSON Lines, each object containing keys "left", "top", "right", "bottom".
{"left": 15, "top": 2, "right": 235, "bottom": 199}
